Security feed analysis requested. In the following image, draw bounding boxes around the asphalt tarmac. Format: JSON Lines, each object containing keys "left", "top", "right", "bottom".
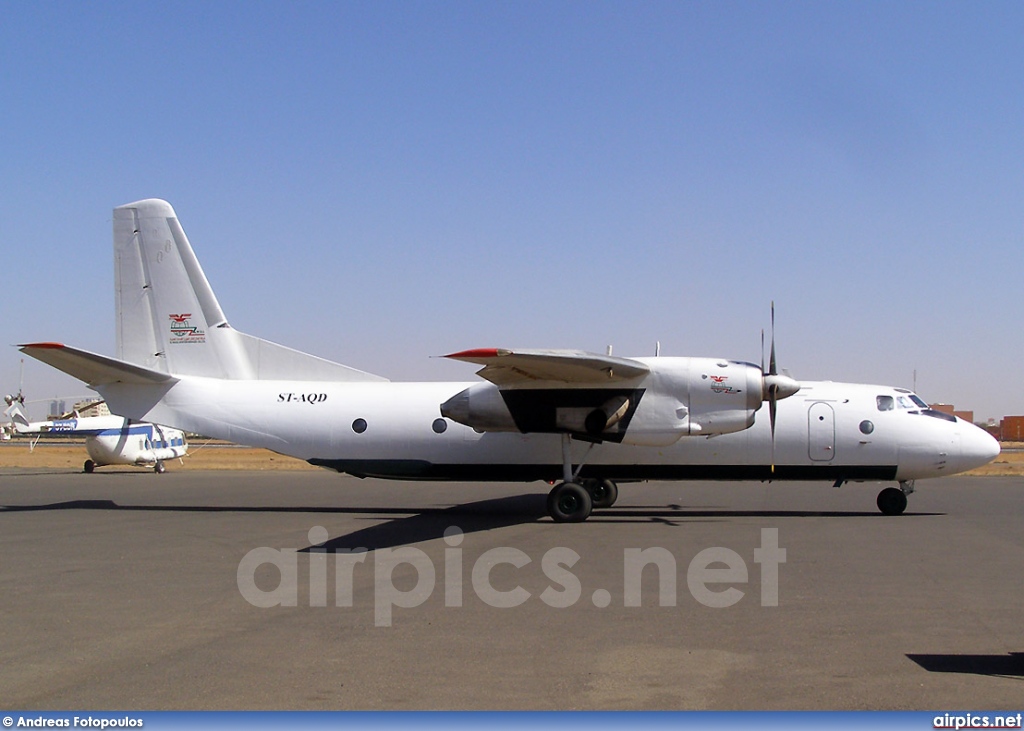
{"left": 1, "top": 470, "right": 1021, "bottom": 710}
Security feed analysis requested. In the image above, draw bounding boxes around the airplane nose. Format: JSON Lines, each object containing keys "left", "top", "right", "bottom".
{"left": 958, "top": 422, "right": 1000, "bottom": 472}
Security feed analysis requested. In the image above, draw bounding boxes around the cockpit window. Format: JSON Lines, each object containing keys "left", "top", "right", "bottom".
{"left": 913, "top": 408, "right": 958, "bottom": 423}
{"left": 879, "top": 392, "right": 940, "bottom": 414}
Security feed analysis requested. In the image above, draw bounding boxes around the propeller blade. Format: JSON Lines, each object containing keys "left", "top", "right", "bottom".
{"left": 760, "top": 302, "right": 799, "bottom": 475}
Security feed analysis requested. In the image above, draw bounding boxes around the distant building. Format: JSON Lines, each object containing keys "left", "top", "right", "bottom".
{"left": 74, "top": 400, "right": 110, "bottom": 418}
{"left": 47, "top": 400, "right": 66, "bottom": 419}
{"left": 1000, "top": 416, "right": 1024, "bottom": 442}
{"left": 929, "top": 403, "right": 972, "bottom": 425}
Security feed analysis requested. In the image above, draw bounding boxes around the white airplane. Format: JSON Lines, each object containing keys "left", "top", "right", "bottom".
{"left": 4, "top": 395, "right": 187, "bottom": 473}
{"left": 19, "top": 199, "right": 999, "bottom": 520}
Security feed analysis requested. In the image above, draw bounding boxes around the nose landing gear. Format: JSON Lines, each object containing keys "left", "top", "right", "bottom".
{"left": 877, "top": 480, "right": 914, "bottom": 515}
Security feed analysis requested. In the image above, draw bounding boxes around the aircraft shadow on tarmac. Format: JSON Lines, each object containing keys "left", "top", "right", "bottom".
{"left": 1, "top": 493, "right": 942, "bottom": 551}
{"left": 907, "top": 653, "right": 1024, "bottom": 680}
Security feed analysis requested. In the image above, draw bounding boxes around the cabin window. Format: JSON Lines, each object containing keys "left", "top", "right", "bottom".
{"left": 352, "top": 418, "right": 367, "bottom": 434}
{"left": 860, "top": 420, "right": 874, "bottom": 434}
{"left": 876, "top": 396, "right": 894, "bottom": 411}
{"left": 432, "top": 418, "right": 448, "bottom": 434}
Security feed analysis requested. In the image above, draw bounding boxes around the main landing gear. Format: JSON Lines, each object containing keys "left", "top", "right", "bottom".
{"left": 546, "top": 435, "right": 619, "bottom": 522}
{"left": 876, "top": 480, "right": 914, "bottom": 516}
{"left": 547, "top": 478, "right": 619, "bottom": 523}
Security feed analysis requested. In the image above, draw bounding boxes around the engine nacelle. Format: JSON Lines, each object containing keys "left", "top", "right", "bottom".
{"left": 440, "top": 356, "right": 789, "bottom": 446}
{"left": 440, "top": 383, "right": 519, "bottom": 432}
{"left": 620, "top": 357, "right": 764, "bottom": 445}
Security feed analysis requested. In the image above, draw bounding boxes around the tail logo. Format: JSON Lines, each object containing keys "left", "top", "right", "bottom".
{"left": 168, "top": 313, "right": 206, "bottom": 344}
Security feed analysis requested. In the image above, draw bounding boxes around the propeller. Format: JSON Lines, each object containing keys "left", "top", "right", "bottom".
{"left": 760, "top": 302, "right": 800, "bottom": 473}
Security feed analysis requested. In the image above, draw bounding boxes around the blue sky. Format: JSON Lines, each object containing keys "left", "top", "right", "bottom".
{"left": 2, "top": 1, "right": 1021, "bottom": 421}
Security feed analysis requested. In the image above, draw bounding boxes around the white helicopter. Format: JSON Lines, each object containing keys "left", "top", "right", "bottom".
{"left": 4, "top": 394, "right": 187, "bottom": 473}
{"left": 20, "top": 199, "right": 999, "bottom": 520}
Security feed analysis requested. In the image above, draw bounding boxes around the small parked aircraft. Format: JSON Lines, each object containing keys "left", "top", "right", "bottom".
{"left": 4, "top": 395, "right": 187, "bottom": 473}
{"left": 19, "top": 199, "right": 999, "bottom": 519}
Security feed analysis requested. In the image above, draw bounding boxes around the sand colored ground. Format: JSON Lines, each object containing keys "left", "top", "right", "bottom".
{"left": 1, "top": 439, "right": 1021, "bottom": 475}
{"left": 0, "top": 440, "right": 319, "bottom": 472}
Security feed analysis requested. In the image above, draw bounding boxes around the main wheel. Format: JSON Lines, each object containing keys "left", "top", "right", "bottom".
{"left": 583, "top": 478, "right": 619, "bottom": 509}
{"left": 877, "top": 486, "right": 908, "bottom": 515}
{"left": 83, "top": 459, "right": 95, "bottom": 474}
{"left": 547, "top": 482, "right": 594, "bottom": 523}
{"left": 154, "top": 461, "right": 167, "bottom": 474}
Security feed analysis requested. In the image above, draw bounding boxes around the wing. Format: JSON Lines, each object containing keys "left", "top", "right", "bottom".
{"left": 442, "top": 348, "right": 651, "bottom": 442}
{"left": 444, "top": 348, "right": 650, "bottom": 386}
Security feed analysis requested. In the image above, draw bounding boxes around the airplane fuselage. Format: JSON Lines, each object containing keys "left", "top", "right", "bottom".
{"left": 102, "top": 375, "right": 995, "bottom": 484}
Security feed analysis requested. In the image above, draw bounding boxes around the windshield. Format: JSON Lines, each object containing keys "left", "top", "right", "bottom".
{"left": 878, "top": 392, "right": 932, "bottom": 411}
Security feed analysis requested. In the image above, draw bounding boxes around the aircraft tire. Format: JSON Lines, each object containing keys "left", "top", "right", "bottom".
{"left": 583, "top": 478, "right": 619, "bottom": 509}
{"left": 547, "top": 482, "right": 593, "bottom": 523}
{"left": 876, "top": 486, "right": 908, "bottom": 516}
{"left": 154, "top": 461, "right": 167, "bottom": 474}
{"left": 83, "top": 459, "right": 95, "bottom": 474}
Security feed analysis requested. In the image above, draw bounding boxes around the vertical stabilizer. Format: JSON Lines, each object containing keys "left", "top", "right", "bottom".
{"left": 114, "top": 199, "right": 386, "bottom": 382}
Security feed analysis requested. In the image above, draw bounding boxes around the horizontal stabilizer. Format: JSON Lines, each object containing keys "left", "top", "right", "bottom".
{"left": 19, "top": 343, "right": 178, "bottom": 388}
{"left": 444, "top": 348, "right": 650, "bottom": 386}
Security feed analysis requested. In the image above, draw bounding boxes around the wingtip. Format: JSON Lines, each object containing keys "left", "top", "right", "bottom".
{"left": 18, "top": 342, "right": 66, "bottom": 350}
{"left": 444, "top": 348, "right": 512, "bottom": 360}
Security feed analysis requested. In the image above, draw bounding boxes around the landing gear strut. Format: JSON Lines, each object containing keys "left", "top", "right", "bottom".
{"left": 546, "top": 435, "right": 619, "bottom": 522}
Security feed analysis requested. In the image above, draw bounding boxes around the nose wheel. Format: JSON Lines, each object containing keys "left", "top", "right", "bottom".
{"left": 877, "top": 481, "right": 913, "bottom": 515}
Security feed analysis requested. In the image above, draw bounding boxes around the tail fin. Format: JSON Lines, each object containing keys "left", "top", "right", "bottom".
{"left": 114, "top": 199, "right": 386, "bottom": 382}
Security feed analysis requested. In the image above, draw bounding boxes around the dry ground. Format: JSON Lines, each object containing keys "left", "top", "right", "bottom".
{"left": 1, "top": 439, "right": 1021, "bottom": 475}
{"left": 0, "top": 440, "right": 319, "bottom": 472}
